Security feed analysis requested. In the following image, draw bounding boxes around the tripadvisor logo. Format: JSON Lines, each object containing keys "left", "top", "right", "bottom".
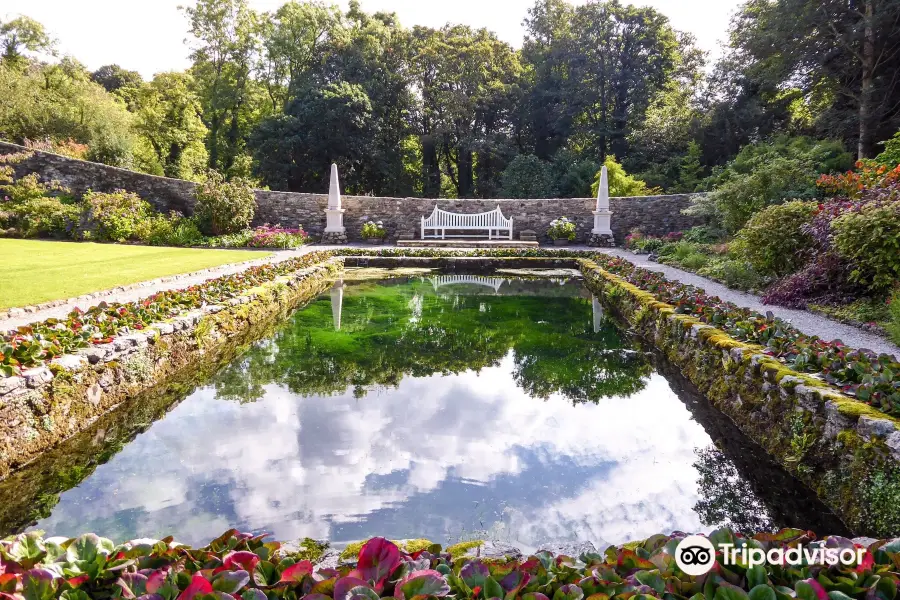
{"left": 674, "top": 535, "right": 867, "bottom": 576}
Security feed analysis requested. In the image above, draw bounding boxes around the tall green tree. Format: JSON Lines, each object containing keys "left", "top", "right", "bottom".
{"left": 183, "top": 0, "right": 262, "bottom": 174}
{"left": 0, "top": 16, "right": 54, "bottom": 66}
{"left": 133, "top": 72, "right": 209, "bottom": 180}
{"left": 250, "top": 81, "right": 372, "bottom": 192}
{"left": 327, "top": 3, "right": 418, "bottom": 196}
{"left": 731, "top": 0, "right": 900, "bottom": 158}
{"left": 411, "top": 25, "right": 523, "bottom": 198}
{"left": 90, "top": 65, "right": 142, "bottom": 94}
{"left": 256, "top": 0, "right": 343, "bottom": 112}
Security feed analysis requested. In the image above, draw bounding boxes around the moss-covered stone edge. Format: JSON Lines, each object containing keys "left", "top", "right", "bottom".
{"left": 0, "top": 258, "right": 344, "bottom": 480}
{"left": 577, "top": 257, "right": 900, "bottom": 538}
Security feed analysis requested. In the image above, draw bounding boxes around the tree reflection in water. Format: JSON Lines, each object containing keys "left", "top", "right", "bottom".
{"left": 692, "top": 445, "right": 776, "bottom": 534}
{"left": 211, "top": 276, "right": 652, "bottom": 405}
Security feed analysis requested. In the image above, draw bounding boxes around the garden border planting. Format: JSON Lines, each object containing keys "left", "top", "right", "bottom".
{"left": 0, "top": 255, "right": 342, "bottom": 478}
{"left": 579, "top": 258, "right": 900, "bottom": 537}
{"left": 1, "top": 528, "right": 897, "bottom": 600}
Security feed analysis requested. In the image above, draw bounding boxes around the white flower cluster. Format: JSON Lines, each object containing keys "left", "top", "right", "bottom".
{"left": 550, "top": 217, "right": 572, "bottom": 227}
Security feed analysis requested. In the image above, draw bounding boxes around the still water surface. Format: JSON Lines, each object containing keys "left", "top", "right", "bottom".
{"left": 7, "top": 273, "right": 843, "bottom": 548}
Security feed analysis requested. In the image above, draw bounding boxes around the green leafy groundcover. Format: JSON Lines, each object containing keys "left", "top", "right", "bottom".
{"left": 0, "top": 251, "right": 334, "bottom": 376}
{"left": 0, "top": 529, "right": 895, "bottom": 600}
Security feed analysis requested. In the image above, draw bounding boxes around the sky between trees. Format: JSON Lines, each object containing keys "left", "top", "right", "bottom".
{"left": 0, "top": 0, "right": 741, "bottom": 78}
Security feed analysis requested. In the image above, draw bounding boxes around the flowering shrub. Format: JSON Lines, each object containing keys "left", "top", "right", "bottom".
{"left": 361, "top": 220, "right": 386, "bottom": 239}
{"left": 0, "top": 251, "right": 334, "bottom": 376}
{"left": 24, "top": 137, "right": 89, "bottom": 160}
{"left": 0, "top": 528, "right": 892, "bottom": 600}
{"left": 194, "top": 171, "right": 257, "bottom": 236}
{"left": 762, "top": 253, "right": 857, "bottom": 308}
{"left": 6, "top": 197, "right": 79, "bottom": 238}
{"left": 248, "top": 225, "right": 309, "bottom": 249}
{"left": 663, "top": 231, "right": 683, "bottom": 242}
{"left": 0, "top": 172, "right": 70, "bottom": 205}
{"left": 548, "top": 216, "right": 576, "bottom": 241}
{"left": 77, "top": 190, "right": 153, "bottom": 242}
{"left": 624, "top": 231, "right": 664, "bottom": 253}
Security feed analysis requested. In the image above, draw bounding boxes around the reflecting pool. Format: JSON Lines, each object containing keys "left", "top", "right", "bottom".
{"left": 1, "top": 272, "right": 847, "bottom": 548}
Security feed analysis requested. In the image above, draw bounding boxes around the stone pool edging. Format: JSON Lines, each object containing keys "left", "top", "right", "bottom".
{"left": 577, "top": 257, "right": 900, "bottom": 537}
{"left": 0, "top": 257, "right": 344, "bottom": 479}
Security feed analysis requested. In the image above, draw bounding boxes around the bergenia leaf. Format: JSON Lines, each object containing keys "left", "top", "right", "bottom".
{"left": 396, "top": 571, "right": 450, "bottom": 600}
{"left": 460, "top": 562, "right": 490, "bottom": 590}
{"left": 357, "top": 539, "right": 401, "bottom": 587}
{"left": 347, "top": 587, "right": 381, "bottom": 600}
{"left": 335, "top": 577, "right": 371, "bottom": 600}
{"left": 117, "top": 573, "right": 149, "bottom": 598}
{"left": 484, "top": 577, "right": 504, "bottom": 600}
{"left": 223, "top": 552, "right": 260, "bottom": 574}
{"left": 23, "top": 570, "right": 57, "bottom": 600}
{"left": 177, "top": 574, "right": 213, "bottom": 600}
{"left": 280, "top": 561, "right": 314, "bottom": 585}
{"left": 553, "top": 585, "right": 584, "bottom": 600}
{"left": 252, "top": 562, "right": 279, "bottom": 588}
{"left": 212, "top": 570, "right": 250, "bottom": 594}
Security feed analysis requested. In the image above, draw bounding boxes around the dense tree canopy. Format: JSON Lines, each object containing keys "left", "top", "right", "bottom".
{"left": 2, "top": 0, "right": 900, "bottom": 194}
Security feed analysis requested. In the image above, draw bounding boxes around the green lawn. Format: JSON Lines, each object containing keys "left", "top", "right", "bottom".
{"left": 0, "top": 240, "right": 272, "bottom": 310}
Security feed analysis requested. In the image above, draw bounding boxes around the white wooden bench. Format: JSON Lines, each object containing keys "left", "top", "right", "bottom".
{"left": 421, "top": 206, "right": 513, "bottom": 240}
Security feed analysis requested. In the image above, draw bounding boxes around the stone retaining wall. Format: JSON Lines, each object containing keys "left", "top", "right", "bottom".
{"left": 0, "top": 258, "right": 343, "bottom": 479}
{"left": 579, "top": 258, "right": 900, "bottom": 538}
{"left": 0, "top": 141, "right": 706, "bottom": 243}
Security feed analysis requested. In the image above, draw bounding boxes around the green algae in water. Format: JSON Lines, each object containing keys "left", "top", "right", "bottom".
{"left": 0, "top": 274, "right": 848, "bottom": 548}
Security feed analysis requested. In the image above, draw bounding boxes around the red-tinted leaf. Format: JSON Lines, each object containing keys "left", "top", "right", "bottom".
{"left": 395, "top": 571, "right": 450, "bottom": 600}
{"left": 223, "top": 552, "right": 260, "bottom": 574}
{"left": 461, "top": 562, "right": 491, "bottom": 590}
{"left": 280, "top": 561, "right": 314, "bottom": 585}
{"left": 146, "top": 570, "right": 167, "bottom": 594}
{"left": 66, "top": 575, "right": 90, "bottom": 589}
{"left": 357, "top": 539, "right": 401, "bottom": 587}
{"left": 335, "top": 577, "right": 371, "bottom": 600}
{"left": 178, "top": 574, "right": 213, "bottom": 600}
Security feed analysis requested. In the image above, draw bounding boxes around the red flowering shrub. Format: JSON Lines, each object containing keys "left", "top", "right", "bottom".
{"left": 248, "top": 225, "right": 309, "bottom": 249}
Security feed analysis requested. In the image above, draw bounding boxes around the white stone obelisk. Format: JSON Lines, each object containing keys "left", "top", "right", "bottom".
{"left": 592, "top": 165, "right": 613, "bottom": 238}
{"left": 331, "top": 278, "right": 344, "bottom": 331}
{"left": 323, "top": 163, "right": 347, "bottom": 243}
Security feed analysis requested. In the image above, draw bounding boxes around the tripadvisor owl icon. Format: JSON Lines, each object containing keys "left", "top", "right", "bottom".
{"left": 675, "top": 536, "right": 716, "bottom": 576}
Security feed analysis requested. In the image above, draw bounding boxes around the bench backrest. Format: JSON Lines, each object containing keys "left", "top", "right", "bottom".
{"left": 422, "top": 206, "right": 511, "bottom": 228}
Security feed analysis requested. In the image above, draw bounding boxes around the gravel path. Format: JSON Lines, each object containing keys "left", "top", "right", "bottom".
{"left": 5, "top": 243, "right": 896, "bottom": 359}
{"left": 601, "top": 248, "right": 900, "bottom": 358}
